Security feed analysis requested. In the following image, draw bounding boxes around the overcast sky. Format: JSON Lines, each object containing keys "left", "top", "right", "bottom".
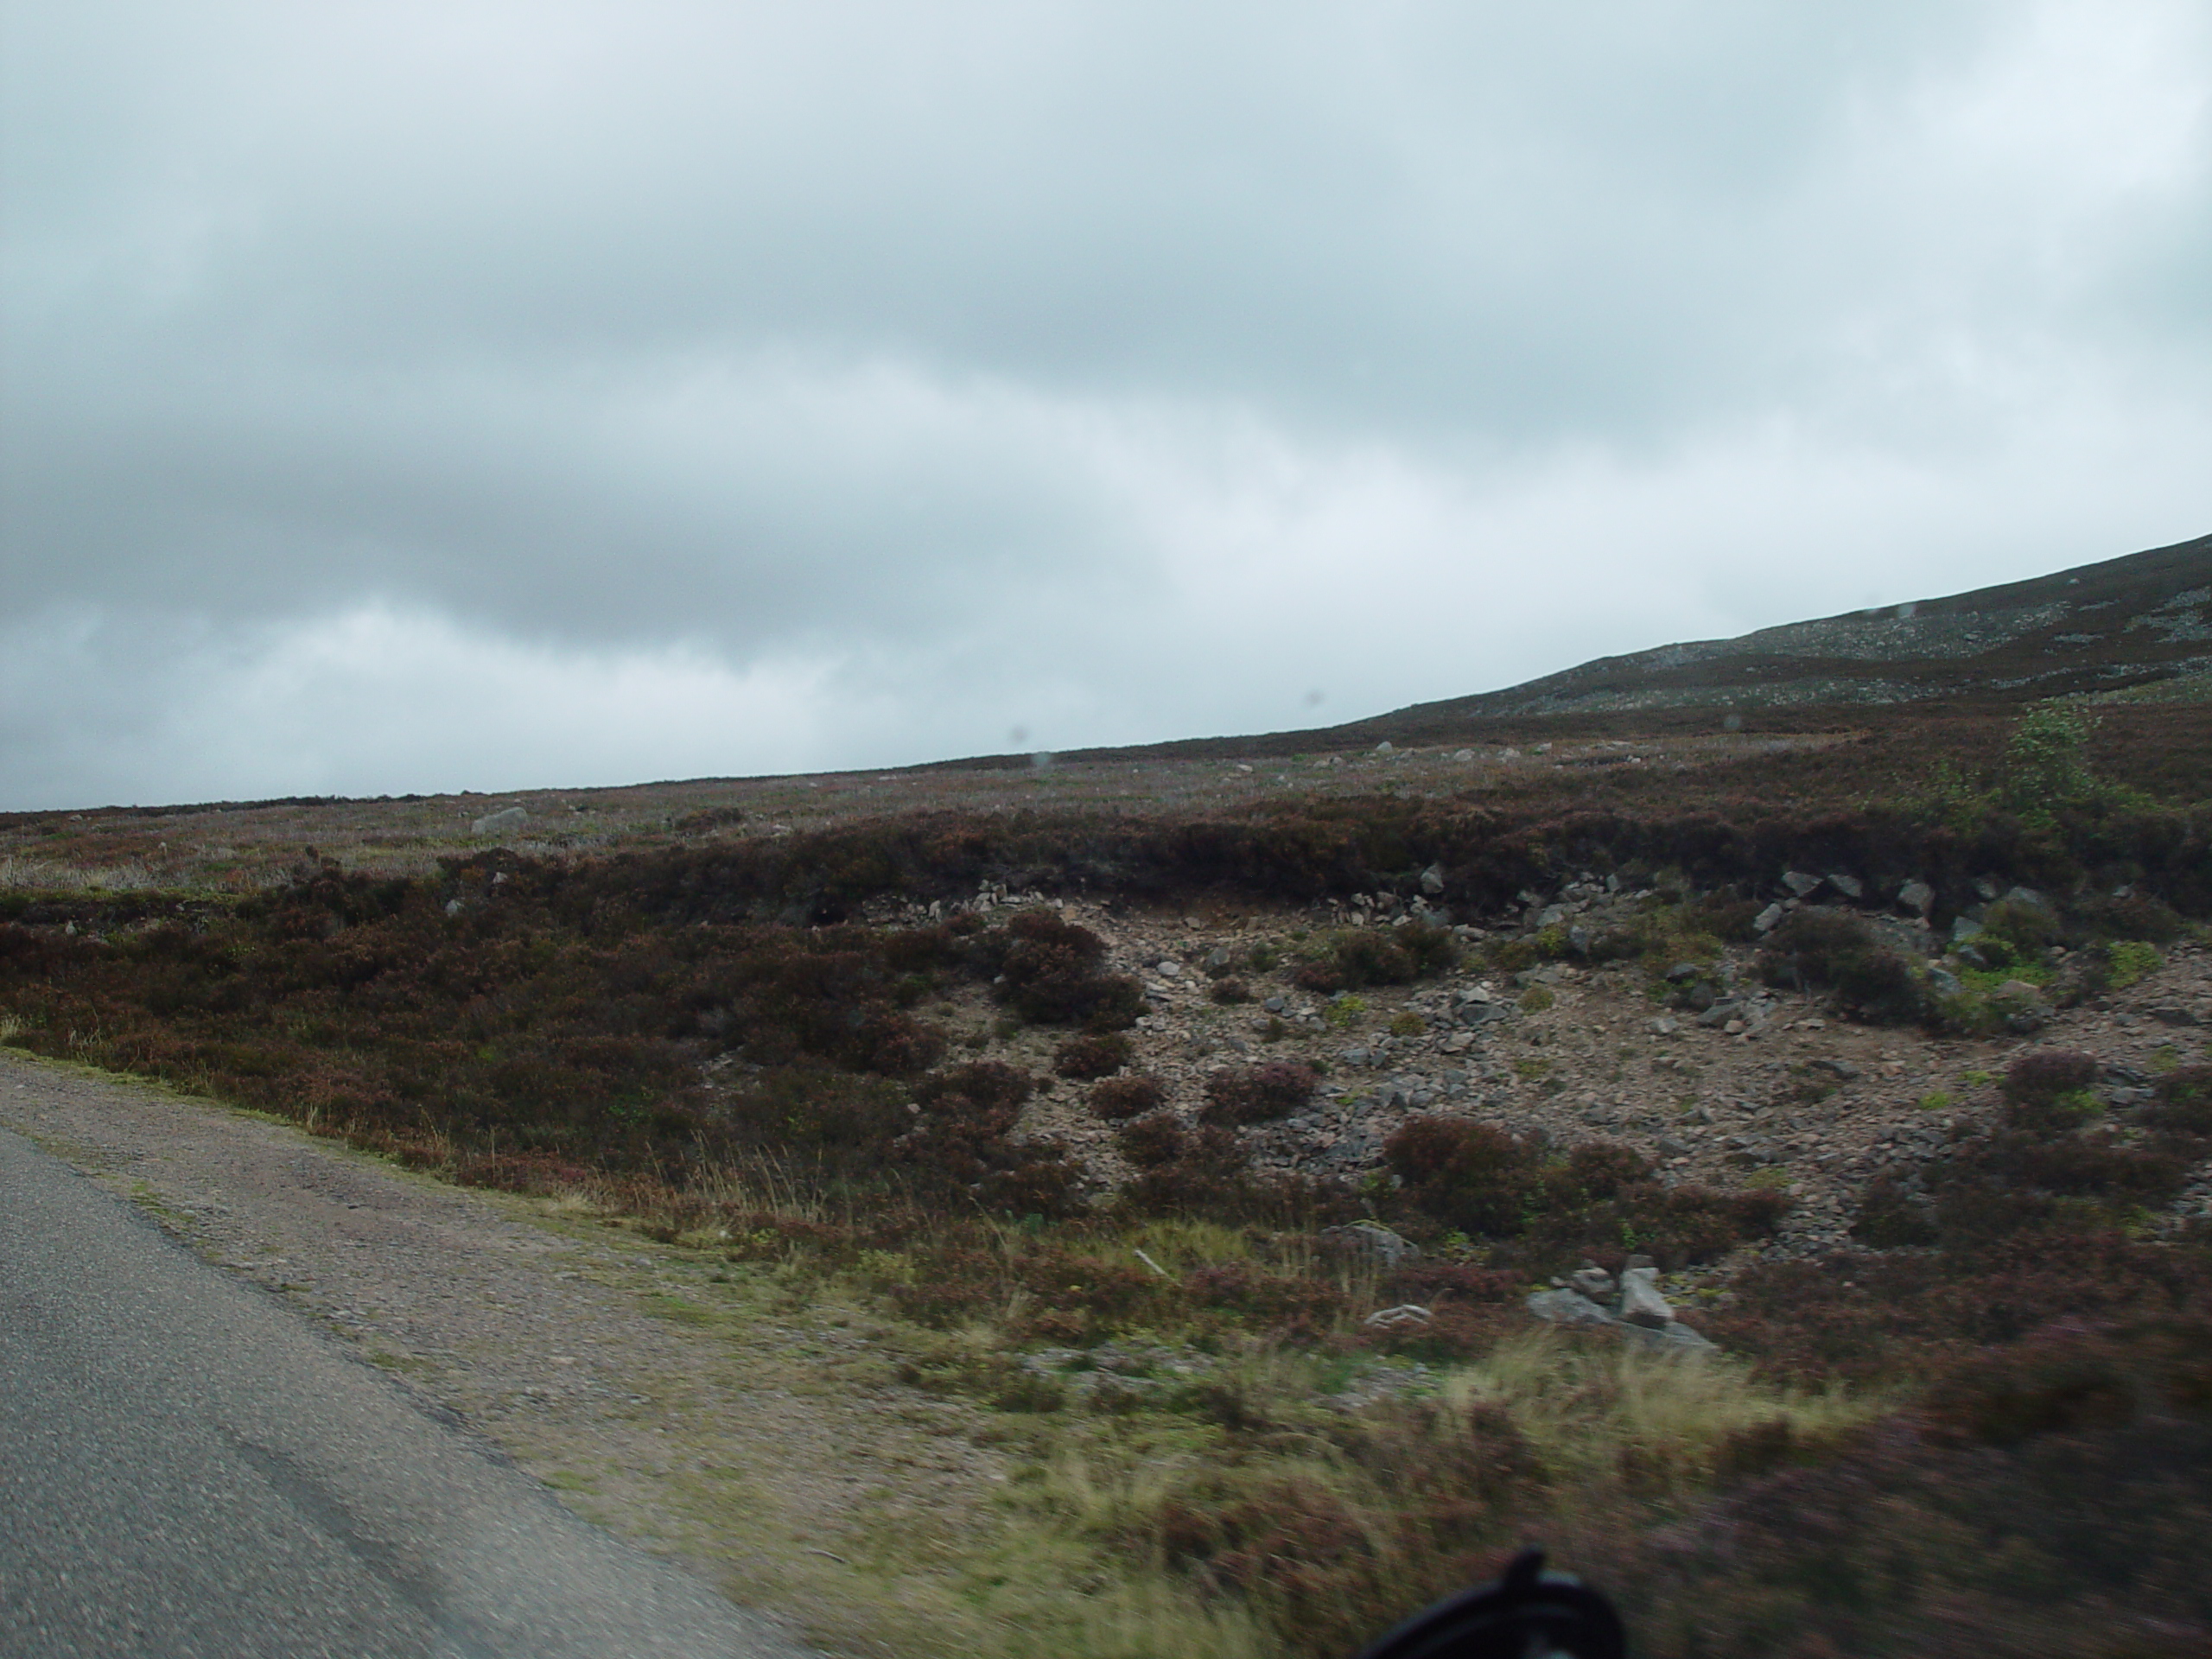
{"left": 3, "top": 1, "right": 2208, "bottom": 809}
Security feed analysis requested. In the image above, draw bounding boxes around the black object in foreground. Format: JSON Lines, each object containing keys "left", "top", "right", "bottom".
{"left": 1355, "top": 1548, "right": 1626, "bottom": 1659}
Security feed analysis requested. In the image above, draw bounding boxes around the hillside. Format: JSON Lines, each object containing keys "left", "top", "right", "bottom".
{"left": 5, "top": 530, "right": 2212, "bottom": 1659}
{"left": 1029, "top": 528, "right": 2212, "bottom": 766}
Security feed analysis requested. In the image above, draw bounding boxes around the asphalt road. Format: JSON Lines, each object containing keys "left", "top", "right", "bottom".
{"left": 0, "top": 1128, "right": 815, "bottom": 1659}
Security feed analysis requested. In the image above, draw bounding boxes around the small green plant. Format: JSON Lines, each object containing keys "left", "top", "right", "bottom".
{"left": 1520, "top": 986, "right": 1555, "bottom": 1012}
{"left": 1388, "top": 1011, "right": 1426, "bottom": 1037}
{"left": 1961, "top": 1070, "right": 1994, "bottom": 1088}
{"left": 1323, "top": 995, "right": 1369, "bottom": 1030}
{"left": 1916, "top": 1091, "right": 1955, "bottom": 1112}
{"left": 1512, "top": 1058, "right": 1551, "bottom": 1081}
{"left": 2105, "top": 941, "right": 2163, "bottom": 990}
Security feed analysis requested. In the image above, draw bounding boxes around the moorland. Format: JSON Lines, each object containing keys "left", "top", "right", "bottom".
{"left": 4, "top": 529, "right": 2212, "bottom": 1658}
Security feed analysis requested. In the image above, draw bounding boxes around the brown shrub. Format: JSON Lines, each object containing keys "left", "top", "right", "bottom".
{"left": 995, "top": 908, "right": 1143, "bottom": 1027}
{"left": 1090, "top": 1074, "right": 1166, "bottom": 1121}
{"left": 2143, "top": 1065, "right": 2212, "bottom": 1135}
{"left": 2003, "top": 1048, "right": 2099, "bottom": 1107}
{"left": 1115, "top": 1111, "right": 1190, "bottom": 1169}
{"left": 1199, "top": 1060, "right": 1319, "bottom": 1125}
{"left": 1385, "top": 1118, "right": 1541, "bottom": 1236}
{"left": 1052, "top": 1031, "right": 1130, "bottom": 1080}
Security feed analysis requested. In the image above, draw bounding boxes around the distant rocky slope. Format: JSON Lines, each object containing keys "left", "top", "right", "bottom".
{"left": 1042, "top": 530, "right": 2212, "bottom": 767}
{"left": 1386, "top": 529, "right": 2212, "bottom": 722}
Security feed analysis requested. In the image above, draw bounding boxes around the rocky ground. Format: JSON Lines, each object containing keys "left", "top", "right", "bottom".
{"left": 877, "top": 874, "right": 2212, "bottom": 1301}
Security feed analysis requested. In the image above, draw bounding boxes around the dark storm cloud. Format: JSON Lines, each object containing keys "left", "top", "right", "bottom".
{"left": 3, "top": 1, "right": 2208, "bottom": 804}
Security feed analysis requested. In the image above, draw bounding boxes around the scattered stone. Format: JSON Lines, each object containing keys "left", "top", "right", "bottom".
{"left": 1363, "top": 1304, "right": 1432, "bottom": 1330}
{"left": 1827, "top": 873, "right": 1865, "bottom": 900}
{"left": 1568, "top": 1266, "right": 1616, "bottom": 1303}
{"left": 1753, "top": 903, "right": 1786, "bottom": 933}
{"left": 1322, "top": 1222, "right": 1421, "bottom": 1267}
{"left": 1897, "top": 879, "right": 1936, "bottom": 916}
{"left": 1994, "top": 979, "right": 2045, "bottom": 1002}
{"left": 1929, "top": 966, "right": 1963, "bottom": 996}
{"left": 1155, "top": 960, "right": 1183, "bottom": 977}
{"left": 1374, "top": 741, "right": 1395, "bottom": 755}
{"left": 2151, "top": 1006, "right": 2202, "bottom": 1027}
{"left": 1420, "top": 863, "right": 1447, "bottom": 896}
{"left": 1527, "top": 1287, "right": 1618, "bottom": 1330}
{"left": 472, "top": 805, "right": 529, "bottom": 836}
{"left": 1782, "top": 871, "right": 1823, "bottom": 898}
{"left": 1665, "top": 962, "right": 1706, "bottom": 982}
{"left": 1951, "top": 917, "right": 1985, "bottom": 945}
{"left": 1618, "top": 1267, "right": 1674, "bottom": 1329}
{"left": 1452, "top": 749, "right": 1475, "bottom": 761}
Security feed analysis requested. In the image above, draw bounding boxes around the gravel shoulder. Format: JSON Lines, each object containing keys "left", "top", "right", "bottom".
{"left": 0, "top": 1052, "right": 1010, "bottom": 1659}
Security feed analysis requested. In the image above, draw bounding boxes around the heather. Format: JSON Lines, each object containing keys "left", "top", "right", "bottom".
{"left": 5, "top": 698, "right": 2212, "bottom": 1658}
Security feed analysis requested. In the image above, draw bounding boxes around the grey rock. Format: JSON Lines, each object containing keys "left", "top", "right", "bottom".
{"left": 1782, "top": 871, "right": 1824, "bottom": 898}
{"left": 1374, "top": 741, "right": 1395, "bottom": 755}
{"left": 1753, "top": 903, "right": 1786, "bottom": 933}
{"left": 1827, "top": 873, "right": 1865, "bottom": 900}
{"left": 1812, "top": 1058, "right": 1861, "bottom": 1081}
{"left": 1928, "top": 964, "right": 1965, "bottom": 995}
{"left": 1527, "top": 1287, "right": 1618, "bottom": 1330}
{"left": 1362, "top": 1304, "right": 1432, "bottom": 1329}
{"left": 1567, "top": 925, "right": 1592, "bottom": 956}
{"left": 1568, "top": 1267, "right": 1616, "bottom": 1303}
{"left": 1420, "top": 863, "right": 1447, "bottom": 896}
{"left": 1155, "top": 959, "right": 1183, "bottom": 977}
{"left": 1648, "top": 1016, "right": 1680, "bottom": 1035}
{"left": 471, "top": 805, "right": 529, "bottom": 836}
{"left": 1318, "top": 1221, "right": 1424, "bottom": 1274}
{"left": 2151, "top": 1006, "right": 2201, "bottom": 1027}
{"left": 1618, "top": 1267, "right": 1675, "bottom": 1329}
{"left": 1657, "top": 1136, "right": 1692, "bottom": 1157}
{"left": 1626, "top": 1320, "right": 1719, "bottom": 1355}
{"left": 1262, "top": 995, "right": 1287, "bottom": 1014}
{"left": 1452, "top": 748, "right": 1475, "bottom": 762}
{"left": 1974, "top": 876, "right": 2004, "bottom": 901}
{"left": 1950, "top": 917, "right": 1985, "bottom": 945}
{"left": 443, "top": 899, "right": 465, "bottom": 918}
{"left": 1666, "top": 961, "right": 1706, "bottom": 982}
{"left": 1696, "top": 1000, "right": 1744, "bottom": 1028}
{"left": 1994, "top": 978, "right": 2046, "bottom": 1002}
{"left": 1536, "top": 906, "right": 1567, "bottom": 929}
{"left": 2004, "top": 886, "right": 2051, "bottom": 912}
{"left": 1204, "top": 947, "right": 1235, "bottom": 974}
{"left": 1897, "top": 879, "right": 1936, "bottom": 916}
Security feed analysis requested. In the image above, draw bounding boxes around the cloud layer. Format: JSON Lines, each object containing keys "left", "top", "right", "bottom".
{"left": 4, "top": 1, "right": 2208, "bottom": 805}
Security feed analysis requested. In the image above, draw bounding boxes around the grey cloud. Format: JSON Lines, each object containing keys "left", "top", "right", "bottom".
{"left": 3, "top": 0, "right": 2208, "bottom": 805}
